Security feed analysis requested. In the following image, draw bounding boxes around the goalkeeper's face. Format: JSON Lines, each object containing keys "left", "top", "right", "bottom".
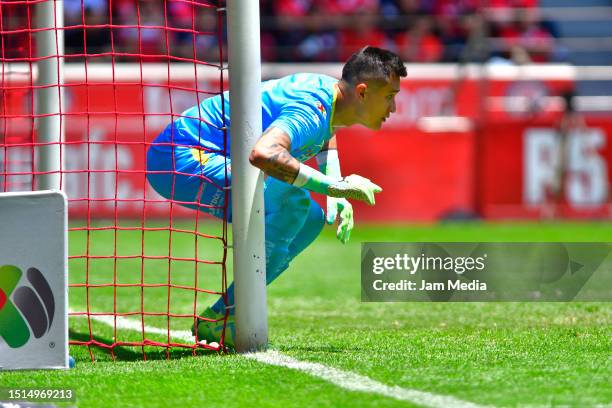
{"left": 358, "top": 75, "right": 400, "bottom": 130}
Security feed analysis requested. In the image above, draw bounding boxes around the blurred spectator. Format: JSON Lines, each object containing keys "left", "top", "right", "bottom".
{"left": 458, "top": 11, "right": 491, "bottom": 63}
{"left": 542, "top": 87, "right": 587, "bottom": 218}
{"left": 261, "top": 0, "right": 279, "bottom": 61}
{"left": 434, "top": 0, "right": 479, "bottom": 18}
{"left": 1, "top": 2, "right": 31, "bottom": 59}
{"left": 485, "top": 0, "right": 538, "bottom": 13}
{"left": 322, "top": 0, "right": 380, "bottom": 15}
{"left": 65, "top": 0, "right": 111, "bottom": 57}
{"left": 167, "top": 0, "right": 198, "bottom": 60}
{"left": 5, "top": 0, "right": 560, "bottom": 64}
{"left": 115, "top": 2, "right": 167, "bottom": 59}
{"left": 191, "top": 6, "right": 227, "bottom": 62}
{"left": 338, "top": 6, "right": 389, "bottom": 61}
{"left": 498, "top": 8, "right": 554, "bottom": 63}
{"left": 395, "top": 16, "right": 443, "bottom": 62}
{"left": 273, "top": 0, "right": 315, "bottom": 61}
{"left": 293, "top": 1, "right": 339, "bottom": 62}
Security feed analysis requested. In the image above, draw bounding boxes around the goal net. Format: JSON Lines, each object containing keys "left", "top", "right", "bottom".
{"left": 1, "top": 0, "right": 233, "bottom": 359}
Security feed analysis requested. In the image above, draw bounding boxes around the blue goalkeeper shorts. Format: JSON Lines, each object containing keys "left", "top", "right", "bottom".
{"left": 146, "top": 141, "right": 231, "bottom": 220}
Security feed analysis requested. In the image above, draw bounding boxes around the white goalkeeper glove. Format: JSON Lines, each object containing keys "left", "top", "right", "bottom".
{"left": 292, "top": 164, "right": 383, "bottom": 205}
{"left": 313, "top": 149, "right": 382, "bottom": 207}
{"left": 327, "top": 174, "right": 382, "bottom": 205}
{"left": 327, "top": 197, "right": 353, "bottom": 244}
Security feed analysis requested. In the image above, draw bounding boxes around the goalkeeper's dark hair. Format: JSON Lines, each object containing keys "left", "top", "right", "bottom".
{"left": 341, "top": 46, "right": 407, "bottom": 86}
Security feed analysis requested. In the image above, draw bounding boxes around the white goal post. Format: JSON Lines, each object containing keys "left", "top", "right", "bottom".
{"left": 35, "top": 0, "right": 64, "bottom": 191}
{"left": 227, "top": 1, "right": 268, "bottom": 352}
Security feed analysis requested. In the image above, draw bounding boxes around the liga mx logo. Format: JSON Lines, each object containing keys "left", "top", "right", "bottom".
{"left": 0, "top": 265, "right": 55, "bottom": 348}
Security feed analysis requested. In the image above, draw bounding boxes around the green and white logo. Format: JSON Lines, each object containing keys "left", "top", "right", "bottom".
{"left": 0, "top": 265, "right": 55, "bottom": 348}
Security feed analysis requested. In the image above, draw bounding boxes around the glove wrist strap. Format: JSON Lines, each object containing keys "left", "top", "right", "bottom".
{"left": 292, "top": 163, "right": 338, "bottom": 195}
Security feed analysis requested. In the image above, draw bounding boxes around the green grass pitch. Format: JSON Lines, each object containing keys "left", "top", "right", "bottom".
{"left": 1, "top": 221, "right": 611, "bottom": 407}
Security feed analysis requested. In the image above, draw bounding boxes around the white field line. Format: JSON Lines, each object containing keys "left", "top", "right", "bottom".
{"left": 71, "top": 311, "right": 494, "bottom": 408}
{"left": 245, "top": 350, "right": 493, "bottom": 408}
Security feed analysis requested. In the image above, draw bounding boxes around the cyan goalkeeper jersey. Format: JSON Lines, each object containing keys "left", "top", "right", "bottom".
{"left": 157, "top": 73, "right": 338, "bottom": 163}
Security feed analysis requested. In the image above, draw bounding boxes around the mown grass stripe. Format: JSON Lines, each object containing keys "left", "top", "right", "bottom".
{"left": 72, "top": 311, "right": 493, "bottom": 408}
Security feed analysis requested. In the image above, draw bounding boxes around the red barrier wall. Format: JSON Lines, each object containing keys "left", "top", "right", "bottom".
{"left": 331, "top": 127, "right": 476, "bottom": 222}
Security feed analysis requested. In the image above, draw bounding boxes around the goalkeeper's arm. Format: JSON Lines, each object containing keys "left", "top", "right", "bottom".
{"left": 249, "top": 127, "right": 382, "bottom": 205}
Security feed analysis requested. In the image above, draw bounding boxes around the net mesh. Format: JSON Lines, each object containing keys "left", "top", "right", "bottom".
{"left": 0, "top": 0, "right": 231, "bottom": 359}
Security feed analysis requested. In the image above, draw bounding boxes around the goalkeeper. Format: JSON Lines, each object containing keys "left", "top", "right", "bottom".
{"left": 146, "top": 46, "right": 406, "bottom": 347}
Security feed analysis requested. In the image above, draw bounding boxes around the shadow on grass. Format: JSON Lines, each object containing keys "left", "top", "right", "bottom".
{"left": 69, "top": 330, "right": 222, "bottom": 362}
